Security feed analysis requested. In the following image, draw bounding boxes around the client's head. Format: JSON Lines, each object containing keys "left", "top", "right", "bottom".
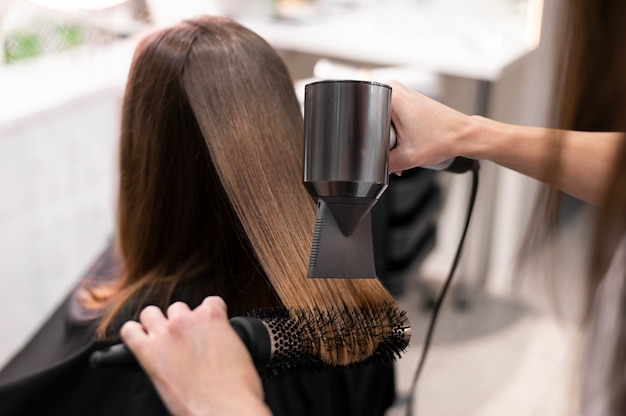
{"left": 87, "top": 15, "right": 402, "bottom": 365}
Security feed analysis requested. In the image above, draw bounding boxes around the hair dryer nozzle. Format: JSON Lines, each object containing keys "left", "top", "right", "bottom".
{"left": 308, "top": 198, "right": 377, "bottom": 278}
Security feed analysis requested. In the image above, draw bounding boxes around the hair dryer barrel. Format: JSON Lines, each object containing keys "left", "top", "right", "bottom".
{"left": 303, "top": 80, "right": 391, "bottom": 200}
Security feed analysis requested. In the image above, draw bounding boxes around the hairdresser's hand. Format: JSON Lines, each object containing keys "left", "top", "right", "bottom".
{"left": 387, "top": 80, "right": 474, "bottom": 174}
{"left": 120, "top": 296, "right": 271, "bottom": 416}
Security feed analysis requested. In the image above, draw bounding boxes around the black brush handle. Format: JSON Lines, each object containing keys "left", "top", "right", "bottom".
{"left": 230, "top": 316, "right": 272, "bottom": 371}
{"left": 90, "top": 316, "right": 271, "bottom": 372}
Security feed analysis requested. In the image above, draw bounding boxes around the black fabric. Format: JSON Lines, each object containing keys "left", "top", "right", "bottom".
{"left": 0, "top": 293, "right": 169, "bottom": 416}
{"left": 263, "top": 364, "right": 395, "bottom": 416}
{"left": 0, "top": 247, "right": 396, "bottom": 416}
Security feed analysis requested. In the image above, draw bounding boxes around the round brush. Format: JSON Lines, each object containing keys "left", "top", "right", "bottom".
{"left": 91, "top": 303, "right": 411, "bottom": 378}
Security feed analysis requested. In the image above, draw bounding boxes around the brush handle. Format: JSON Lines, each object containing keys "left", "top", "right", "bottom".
{"left": 90, "top": 316, "right": 271, "bottom": 372}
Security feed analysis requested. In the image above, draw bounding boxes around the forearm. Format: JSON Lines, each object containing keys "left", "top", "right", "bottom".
{"left": 460, "top": 116, "right": 622, "bottom": 205}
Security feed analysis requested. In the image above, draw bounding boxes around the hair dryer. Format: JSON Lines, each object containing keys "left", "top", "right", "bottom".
{"left": 303, "top": 80, "right": 391, "bottom": 278}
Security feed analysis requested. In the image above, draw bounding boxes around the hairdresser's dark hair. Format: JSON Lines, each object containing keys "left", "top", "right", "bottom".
{"left": 548, "top": 2, "right": 626, "bottom": 298}
{"left": 558, "top": 0, "right": 626, "bottom": 265}
{"left": 81, "top": 15, "right": 397, "bottom": 365}
{"left": 531, "top": 1, "right": 626, "bottom": 413}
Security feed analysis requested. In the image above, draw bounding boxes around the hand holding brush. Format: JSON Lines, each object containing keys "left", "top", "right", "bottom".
{"left": 114, "top": 296, "right": 271, "bottom": 416}
{"left": 92, "top": 297, "right": 411, "bottom": 377}
{"left": 94, "top": 296, "right": 410, "bottom": 415}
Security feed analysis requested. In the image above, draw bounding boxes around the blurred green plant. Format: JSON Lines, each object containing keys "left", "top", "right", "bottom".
{"left": 56, "top": 24, "right": 83, "bottom": 50}
{"left": 4, "top": 23, "right": 84, "bottom": 63}
{"left": 4, "top": 31, "right": 42, "bottom": 62}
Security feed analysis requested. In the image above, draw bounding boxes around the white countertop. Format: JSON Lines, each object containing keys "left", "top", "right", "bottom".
{"left": 0, "top": 38, "right": 136, "bottom": 131}
{"left": 240, "top": 1, "right": 540, "bottom": 81}
{"left": 0, "top": 1, "right": 541, "bottom": 130}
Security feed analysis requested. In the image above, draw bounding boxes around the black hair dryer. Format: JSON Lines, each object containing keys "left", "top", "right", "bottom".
{"left": 303, "top": 80, "right": 391, "bottom": 278}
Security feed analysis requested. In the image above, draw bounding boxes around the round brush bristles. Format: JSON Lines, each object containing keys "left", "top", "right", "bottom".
{"left": 252, "top": 303, "right": 410, "bottom": 377}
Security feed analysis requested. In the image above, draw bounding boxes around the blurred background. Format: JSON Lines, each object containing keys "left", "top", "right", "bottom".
{"left": 0, "top": 0, "right": 588, "bottom": 414}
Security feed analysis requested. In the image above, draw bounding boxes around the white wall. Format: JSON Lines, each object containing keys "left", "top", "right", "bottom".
{"left": 0, "top": 41, "right": 132, "bottom": 367}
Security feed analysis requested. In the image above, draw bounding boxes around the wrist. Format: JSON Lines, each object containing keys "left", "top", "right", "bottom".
{"left": 455, "top": 115, "right": 497, "bottom": 161}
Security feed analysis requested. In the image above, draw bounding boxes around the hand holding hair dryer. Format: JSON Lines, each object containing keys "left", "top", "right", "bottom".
{"left": 303, "top": 79, "right": 477, "bottom": 279}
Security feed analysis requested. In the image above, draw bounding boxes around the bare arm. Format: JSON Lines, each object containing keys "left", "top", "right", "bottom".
{"left": 388, "top": 80, "right": 623, "bottom": 205}
{"left": 466, "top": 118, "right": 621, "bottom": 204}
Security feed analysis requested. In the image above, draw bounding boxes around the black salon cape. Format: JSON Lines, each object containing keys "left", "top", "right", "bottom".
{"left": 0, "top": 253, "right": 396, "bottom": 415}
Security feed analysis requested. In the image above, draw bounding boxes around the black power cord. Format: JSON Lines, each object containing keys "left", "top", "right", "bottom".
{"left": 405, "top": 161, "right": 480, "bottom": 416}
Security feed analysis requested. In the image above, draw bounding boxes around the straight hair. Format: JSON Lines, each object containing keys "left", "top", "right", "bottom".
{"left": 520, "top": 1, "right": 626, "bottom": 413}
{"left": 81, "top": 15, "right": 398, "bottom": 366}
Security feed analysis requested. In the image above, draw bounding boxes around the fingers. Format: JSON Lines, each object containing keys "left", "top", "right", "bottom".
{"left": 166, "top": 301, "right": 191, "bottom": 320}
{"left": 120, "top": 296, "right": 228, "bottom": 344}
{"left": 120, "top": 320, "right": 146, "bottom": 346}
{"left": 136, "top": 301, "right": 194, "bottom": 330}
{"left": 120, "top": 305, "right": 167, "bottom": 355}
{"left": 387, "top": 80, "right": 414, "bottom": 173}
{"left": 139, "top": 305, "right": 167, "bottom": 332}
{"left": 389, "top": 141, "right": 417, "bottom": 174}
{"left": 200, "top": 296, "right": 228, "bottom": 319}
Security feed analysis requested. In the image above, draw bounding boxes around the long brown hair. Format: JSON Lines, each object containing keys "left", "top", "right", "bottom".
{"left": 548, "top": 1, "right": 626, "bottom": 299}
{"left": 529, "top": 1, "right": 626, "bottom": 413}
{"left": 558, "top": 0, "right": 626, "bottom": 274}
{"left": 82, "top": 15, "right": 398, "bottom": 365}
{"left": 564, "top": 3, "right": 626, "bottom": 414}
